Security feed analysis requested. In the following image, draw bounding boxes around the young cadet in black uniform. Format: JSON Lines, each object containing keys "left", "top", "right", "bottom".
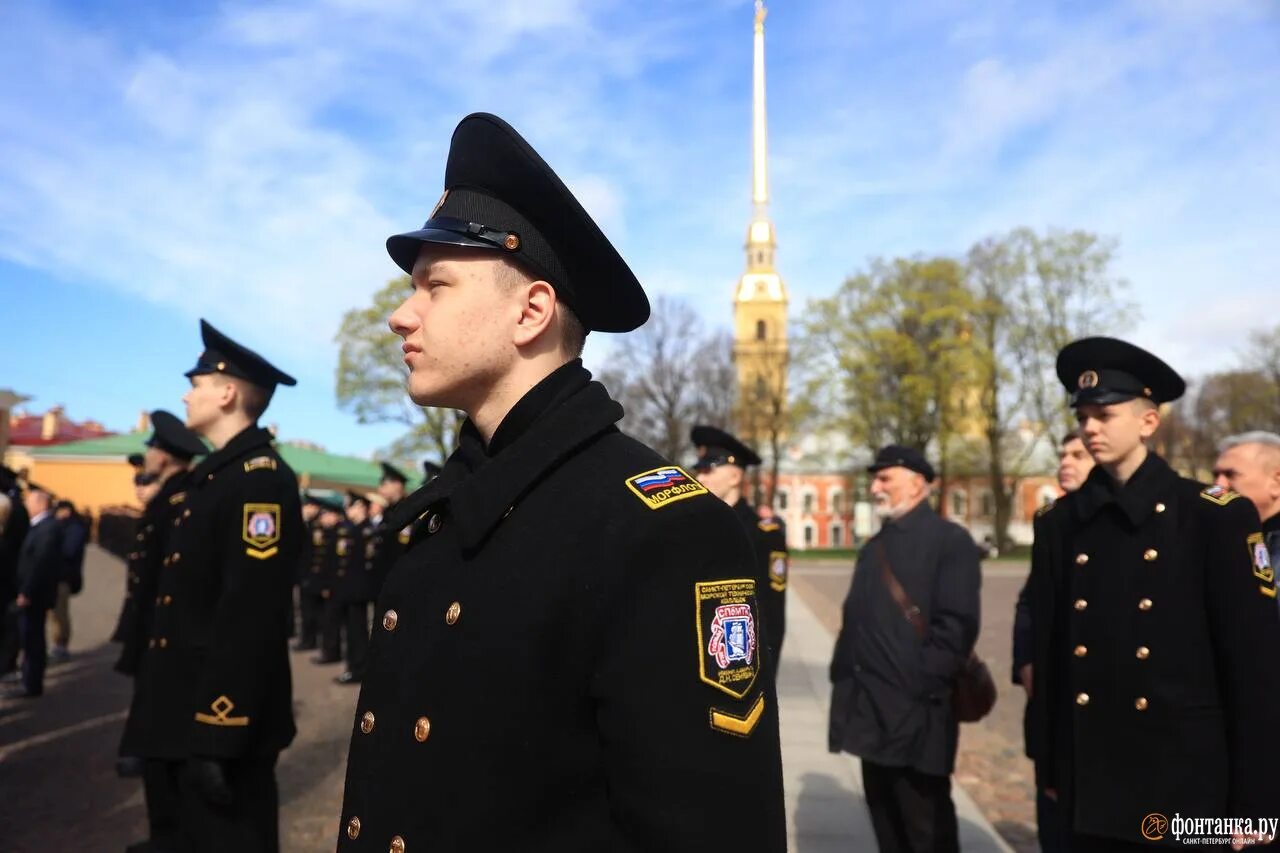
{"left": 691, "top": 425, "right": 789, "bottom": 665}
{"left": 365, "top": 462, "right": 410, "bottom": 599}
{"left": 293, "top": 493, "right": 327, "bottom": 651}
{"left": 113, "top": 410, "right": 205, "bottom": 853}
{"left": 334, "top": 492, "right": 375, "bottom": 685}
{"left": 313, "top": 495, "right": 347, "bottom": 665}
{"left": 337, "top": 113, "right": 785, "bottom": 852}
{"left": 120, "top": 319, "right": 302, "bottom": 853}
{"left": 1027, "top": 337, "right": 1280, "bottom": 851}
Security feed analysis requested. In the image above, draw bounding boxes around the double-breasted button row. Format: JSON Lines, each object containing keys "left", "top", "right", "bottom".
{"left": 344, "top": 821, "right": 405, "bottom": 851}
{"left": 148, "top": 638, "right": 169, "bottom": 649}
{"left": 154, "top": 594, "right": 173, "bottom": 606}
{"left": 356, "top": 710, "right": 430, "bottom": 743}
{"left": 1075, "top": 692, "right": 1149, "bottom": 711}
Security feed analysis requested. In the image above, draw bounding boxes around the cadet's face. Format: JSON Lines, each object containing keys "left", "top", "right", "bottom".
{"left": 143, "top": 445, "right": 170, "bottom": 476}
{"left": 347, "top": 504, "right": 368, "bottom": 524}
{"left": 301, "top": 504, "right": 320, "bottom": 522}
{"left": 391, "top": 248, "right": 521, "bottom": 410}
{"left": 694, "top": 464, "right": 743, "bottom": 503}
{"left": 182, "top": 374, "right": 230, "bottom": 436}
{"left": 378, "top": 479, "right": 405, "bottom": 503}
{"left": 1056, "top": 437, "right": 1095, "bottom": 493}
{"left": 1213, "top": 444, "right": 1280, "bottom": 520}
{"left": 1075, "top": 400, "right": 1158, "bottom": 466}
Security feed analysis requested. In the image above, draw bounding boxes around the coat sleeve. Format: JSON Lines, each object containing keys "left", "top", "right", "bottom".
{"left": 1026, "top": 509, "right": 1060, "bottom": 791}
{"left": 1011, "top": 579, "right": 1033, "bottom": 683}
{"left": 590, "top": 500, "right": 787, "bottom": 852}
{"left": 917, "top": 525, "right": 981, "bottom": 697}
{"left": 1202, "top": 498, "right": 1280, "bottom": 817}
{"left": 189, "top": 472, "right": 300, "bottom": 758}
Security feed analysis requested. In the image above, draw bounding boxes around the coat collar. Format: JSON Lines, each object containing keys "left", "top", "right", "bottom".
{"left": 879, "top": 498, "right": 935, "bottom": 535}
{"left": 1073, "top": 450, "right": 1177, "bottom": 527}
{"left": 189, "top": 425, "right": 276, "bottom": 482}
{"left": 386, "top": 361, "right": 623, "bottom": 551}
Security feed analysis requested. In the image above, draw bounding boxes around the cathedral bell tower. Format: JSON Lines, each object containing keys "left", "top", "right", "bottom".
{"left": 733, "top": 0, "right": 789, "bottom": 439}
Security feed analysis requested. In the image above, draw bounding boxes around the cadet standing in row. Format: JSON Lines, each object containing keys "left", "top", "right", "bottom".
{"left": 113, "top": 410, "right": 206, "bottom": 853}
{"left": 293, "top": 493, "right": 327, "bottom": 652}
{"left": 333, "top": 492, "right": 374, "bottom": 685}
{"left": 367, "top": 462, "right": 410, "bottom": 597}
{"left": 690, "top": 425, "right": 788, "bottom": 665}
{"left": 337, "top": 113, "right": 785, "bottom": 851}
{"left": 1027, "top": 337, "right": 1280, "bottom": 850}
{"left": 316, "top": 495, "right": 358, "bottom": 668}
{"left": 121, "top": 320, "right": 302, "bottom": 852}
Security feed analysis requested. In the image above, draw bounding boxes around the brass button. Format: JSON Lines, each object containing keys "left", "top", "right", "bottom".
{"left": 158, "top": 638, "right": 168, "bottom": 648}
{"left": 149, "top": 638, "right": 156, "bottom": 648}
{"left": 346, "top": 816, "right": 361, "bottom": 839}
{"left": 1154, "top": 502, "right": 1166, "bottom": 513}
{"left": 171, "top": 552, "right": 181, "bottom": 564}
{"left": 1076, "top": 692, "right": 1090, "bottom": 706}
{"left": 1073, "top": 645, "right": 1087, "bottom": 657}
{"left": 360, "top": 711, "right": 375, "bottom": 734}
{"left": 382, "top": 609, "right": 399, "bottom": 631}
{"left": 1075, "top": 553, "right": 1089, "bottom": 565}
{"left": 1074, "top": 598, "right": 1088, "bottom": 611}
{"left": 503, "top": 232, "right": 520, "bottom": 251}
{"left": 445, "top": 601, "right": 461, "bottom": 626}
{"left": 1135, "top": 697, "right": 1149, "bottom": 711}
{"left": 163, "top": 556, "right": 171, "bottom": 567}
{"left": 184, "top": 508, "right": 191, "bottom": 518}
{"left": 136, "top": 532, "right": 144, "bottom": 541}
{"left": 1136, "top": 646, "right": 1150, "bottom": 660}
{"left": 426, "top": 514, "right": 442, "bottom": 534}
{"left": 163, "top": 595, "right": 172, "bottom": 605}
{"left": 1138, "top": 598, "right": 1153, "bottom": 611}
{"left": 155, "top": 595, "right": 162, "bottom": 606}
{"left": 1143, "top": 548, "right": 1158, "bottom": 562}
{"left": 390, "top": 836, "right": 406, "bottom": 853}
{"left": 413, "top": 716, "right": 431, "bottom": 742}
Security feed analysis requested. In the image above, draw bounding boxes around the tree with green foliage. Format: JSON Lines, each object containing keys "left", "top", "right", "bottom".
{"left": 335, "top": 275, "right": 462, "bottom": 467}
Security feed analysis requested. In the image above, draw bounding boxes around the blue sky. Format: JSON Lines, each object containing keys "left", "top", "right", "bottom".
{"left": 1, "top": 0, "right": 1276, "bottom": 456}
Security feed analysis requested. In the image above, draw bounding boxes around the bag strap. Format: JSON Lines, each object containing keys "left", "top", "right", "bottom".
{"left": 876, "top": 539, "right": 928, "bottom": 641}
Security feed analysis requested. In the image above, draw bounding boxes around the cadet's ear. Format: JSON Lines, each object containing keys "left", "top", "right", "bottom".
{"left": 512, "top": 280, "right": 558, "bottom": 349}
{"left": 1138, "top": 402, "right": 1161, "bottom": 439}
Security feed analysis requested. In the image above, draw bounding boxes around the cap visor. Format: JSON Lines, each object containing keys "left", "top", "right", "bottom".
{"left": 386, "top": 229, "right": 501, "bottom": 275}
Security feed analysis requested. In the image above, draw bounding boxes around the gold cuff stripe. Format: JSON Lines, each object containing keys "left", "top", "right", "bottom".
{"left": 195, "top": 711, "right": 250, "bottom": 727}
{"left": 709, "top": 693, "right": 765, "bottom": 738}
{"left": 245, "top": 546, "right": 279, "bottom": 560}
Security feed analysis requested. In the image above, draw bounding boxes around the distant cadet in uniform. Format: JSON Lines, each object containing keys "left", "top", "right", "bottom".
{"left": 293, "top": 492, "right": 327, "bottom": 652}
{"left": 333, "top": 492, "right": 375, "bottom": 685}
{"left": 113, "top": 410, "right": 205, "bottom": 853}
{"left": 690, "top": 424, "right": 788, "bottom": 665}
{"left": 120, "top": 319, "right": 302, "bottom": 853}
{"left": 312, "top": 494, "right": 347, "bottom": 666}
{"left": 1026, "top": 337, "right": 1280, "bottom": 851}
{"left": 337, "top": 113, "right": 785, "bottom": 851}
{"left": 365, "top": 462, "right": 410, "bottom": 597}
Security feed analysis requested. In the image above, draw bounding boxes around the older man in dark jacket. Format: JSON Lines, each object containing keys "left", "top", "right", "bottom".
{"left": 7, "top": 487, "right": 64, "bottom": 698}
{"left": 829, "top": 446, "right": 981, "bottom": 853}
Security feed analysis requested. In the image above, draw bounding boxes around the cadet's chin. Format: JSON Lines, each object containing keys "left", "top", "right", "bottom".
{"left": 405, "top": 374, "right": 451, "bottom": 410}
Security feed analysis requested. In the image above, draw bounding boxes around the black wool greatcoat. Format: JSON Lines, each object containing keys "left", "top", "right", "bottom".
{"left": 115, "top": 470, "right": 191, "bottom": 676}
{"left": 1027, "top": 452, "right": 1280, "bottom": 841}
{"left": 121, "top": 425, "right": 302, "bottom": 760}
{"left": 828, "top": 500, "right": 981, "bottom": 777}
{"left": 338, "top": 362, "right": 787, "bottom": 852}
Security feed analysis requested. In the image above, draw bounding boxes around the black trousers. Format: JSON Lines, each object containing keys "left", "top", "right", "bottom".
{"left": 18, "top": 604, "right": 49, "bottom": 694}
{"left": 144, "top": 758, "right": 182, "bottom": 846}
{"left": 297, "top": 589, "right": 324, "bottom": 647}
{"left": 179, "top": 755, "right": 279, "bottom": 853}
{"left": 861, "top": 760, "right": 959, "bottom": 853}
{"left": 344, "top": 601, "right": 370, "bottom": 675}
{"left": 320, "top": 594, "right": 343, "bottom": 661}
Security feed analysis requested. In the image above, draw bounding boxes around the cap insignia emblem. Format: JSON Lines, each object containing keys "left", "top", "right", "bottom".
{"left": 1078, "top": 370, "right": 1099, "bottom": 389}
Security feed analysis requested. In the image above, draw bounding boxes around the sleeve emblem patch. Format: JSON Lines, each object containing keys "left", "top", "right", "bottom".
{"left": 626, "top": 466, "right": 708, "bottom": 510}
{"left": 695, "top": 579, "right": 760, "bottom": 699}
{"left": 243, "top": 503, "right": 281, "bottom": 560}
{"left": 194, "top": 694, "right": 250, "bottom": 727}
{"left": 1200, "top": 484, "right": 1240, "bottom": 506}
{"left": 1248, "top": 532, "right": 1274, "bottom": 584}
{"left": 769, "top": 551, "right": 788, "bottom": 591}
{"left": 168, "top": 491, "right": 187, "bottom": 506}
{"left": 758, "top": 520, "right": 781, "bottom": 533}
{"left": 243, "top": 456, "right": 277, "bottom": 473}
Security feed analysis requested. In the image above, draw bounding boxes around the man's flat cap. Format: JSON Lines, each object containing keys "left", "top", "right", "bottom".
{"left": 867, "top": 444, "right": 936, "bottom": 483}
{"left": 185, "top": 319, "right": 296, "bottom": 391}
{"left": 145, "top": 410, "right": 206, "bottom": 460}
{"left": 690, "top": 425, "right": 762, "bottom": 469}
{"left": 386, "top": 113, "right": 650, "bottom": 333}
{"left": 1056, "top": 336, "right": 1185, "bottom": 407}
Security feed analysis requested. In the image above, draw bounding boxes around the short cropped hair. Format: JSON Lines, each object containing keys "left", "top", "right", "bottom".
{"left": 231, "top": 377, "right": 272, "bottom": 420}
{"left": 1218, "top": 431, "right": 1280, "bottom": 456}
{"left": 495, "top": 258, "right": 586, "bottom": 359}
{"left": 1061, "top": 429, "right": 1083, "bottom": 446}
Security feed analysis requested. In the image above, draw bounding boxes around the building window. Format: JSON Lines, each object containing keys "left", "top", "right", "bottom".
{"left": 979, "top": 490, "right": 995, "bottom": 518}
{"left": 802, "top": 492, "right": 815, "bottom": 515}
{"left": 803, "top": 524, "right": 815, "bottom": 548}
{"left": 830, "top": 524, "right": 843, "bottom": 547}
{"left": 776, "top": 489, "right": 789, "bottom": 511}
{"left": 756, "top": 319, "right": 767, "bottom": 341}
{"left": 949, "top": 489, "right": 968, "bottom": 519}
{"left": 831, "top": 490, "right": 843, "bottom": 515}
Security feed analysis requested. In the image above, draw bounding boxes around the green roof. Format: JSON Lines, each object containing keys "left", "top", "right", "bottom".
{"left": 26, "top": 431, "right": 417, "bottom": 490}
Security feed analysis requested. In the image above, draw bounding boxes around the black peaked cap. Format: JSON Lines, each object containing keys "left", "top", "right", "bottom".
{"left": 867, "top": 444, "right": 936, "bottom": 483}
{"left": 1056, "top": 336, "right": 1185, "bottom": 406}
{"left": 690, "top": 424, "right": 762, "bottom": 469}
{"left": 422, "top": 460, "right": 443, "bottom": 480}
{"left": 386, "top": 113, "right": 650, "bottom": 333}
{"left": 146, "top": 410, "right": 207, "bottom": 459}
{"left": 379, "top": 462, "right": 408, "bottom": 484}
{"left": 185, "top": 319, "right": 297, "bottom": 390}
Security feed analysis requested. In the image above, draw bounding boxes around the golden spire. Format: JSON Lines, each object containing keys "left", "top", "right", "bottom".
{"left": 741, "top": 0, "right": 780, "bottom": 282}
